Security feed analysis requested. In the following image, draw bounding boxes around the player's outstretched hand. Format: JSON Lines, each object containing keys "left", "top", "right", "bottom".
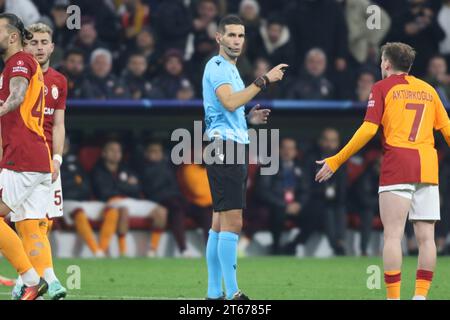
{"left": 315, "top": 160, "right": 334, "bottom": 183}
{"left": 265, "top": 64, "right": 288, "bottom": 83}
{"left": 248, "top": 104, "right": 271, "bottom": 125}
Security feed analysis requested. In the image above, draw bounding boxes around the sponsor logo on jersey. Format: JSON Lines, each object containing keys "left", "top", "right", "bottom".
{"left": 44, "top": 107, "right": 55, "bottom": 115}
{"left": 12, "top": 66, "right": 29, "bottom": 74}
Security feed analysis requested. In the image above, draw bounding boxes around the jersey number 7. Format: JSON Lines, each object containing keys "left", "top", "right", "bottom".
{"left": 406, "top": 103, "right": 425, "bottom": 142}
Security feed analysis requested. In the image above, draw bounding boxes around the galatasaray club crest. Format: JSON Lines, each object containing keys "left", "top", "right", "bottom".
{"left": 51, "top": 85, "right": 59, "bottom": 100}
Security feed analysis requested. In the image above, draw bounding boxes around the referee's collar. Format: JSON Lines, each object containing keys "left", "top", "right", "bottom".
{"left": 217, "top": 54, "right": 236, "bottom": 66}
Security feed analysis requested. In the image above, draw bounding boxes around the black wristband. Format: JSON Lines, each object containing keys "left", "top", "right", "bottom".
{"left": 263, "top": 75, "right": 270, "bottom": 85}
{"left": 253, "top": 76, "right": 267, "bottom": 91}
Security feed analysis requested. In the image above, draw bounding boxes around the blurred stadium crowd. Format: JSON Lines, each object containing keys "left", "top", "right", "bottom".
{"left": 59, "top": 128, "right": 450, "bottom": 258}
{"left": 1, "top": 0, "right": 449, "bottom": 102}
{"left": 2, "top": 0, "right": 450, "bottom": 257}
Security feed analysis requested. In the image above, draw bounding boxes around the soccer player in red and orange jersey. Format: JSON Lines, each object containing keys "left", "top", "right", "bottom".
{"left": 0, "top": 13, "right": 51, "bottom": 300}
{"left": 316, "top": 42, "right": 450, "bottom": 300}
{"left": 26, "top": 23, "right": 121, "bottom": 262}
{"left": 12, "top": 22, "right": 68, "bottom": 300}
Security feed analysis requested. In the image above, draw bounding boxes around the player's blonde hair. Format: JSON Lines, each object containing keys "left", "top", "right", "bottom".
{"left": 27, "top": 22, "right": 53, "bottom": 38}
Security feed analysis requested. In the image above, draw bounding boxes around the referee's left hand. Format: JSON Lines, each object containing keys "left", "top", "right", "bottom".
{"left": 248, "top": 104, "right": 271, "bottom": 125}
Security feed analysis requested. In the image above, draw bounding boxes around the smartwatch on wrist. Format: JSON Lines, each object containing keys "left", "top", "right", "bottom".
{"left": 253, "top": 76, "right": 267, "bottom": 91}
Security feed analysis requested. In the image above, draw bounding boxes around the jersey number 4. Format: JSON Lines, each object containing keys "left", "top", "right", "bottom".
{"left": 406, "top": 103, "right": 425, "bottom": 142}
{"left": 31, "top": 88, "right": 44, "bottom": 126}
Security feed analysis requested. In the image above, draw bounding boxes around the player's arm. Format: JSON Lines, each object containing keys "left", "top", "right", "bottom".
{"left": 0, "top": 76, "right": 29, "bottom": 115}
{"left": 315, "top": 121, "right": 379, "bottom": 183}
{"left": 441, "top": 124, "right": 450, "bottom": 147}
{"left": 433, "top": 91, "right": 450, "bottom": 147}
{"left": 434, "top": 92, "right": 450, "bottom": 147}
{"left": 52, "top": 77, "right": 68, "bottom": 182}
{"left": 215, "top": 63, "right": 288, "bottom": 112}
{"left": 52, "top": 110, "right": 65, "bottom": 181}
{"left": 0, "top": 121, "right": 2, "bottom": 161}
{"left": 316, "top": 83, "right": 384, "bottom": 183}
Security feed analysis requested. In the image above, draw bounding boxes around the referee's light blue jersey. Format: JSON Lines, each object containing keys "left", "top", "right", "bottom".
{"left": 202, "top": 54, "right": 249, "bottom": 144}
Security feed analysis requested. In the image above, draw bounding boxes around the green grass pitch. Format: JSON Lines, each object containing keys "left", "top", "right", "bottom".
{"left": 1, "top": 257, "right": 449, "bottom": 300}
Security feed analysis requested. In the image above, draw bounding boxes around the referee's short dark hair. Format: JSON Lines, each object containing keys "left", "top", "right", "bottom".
{"left": 218, "top": 15, "right": 244, "bottom": 33}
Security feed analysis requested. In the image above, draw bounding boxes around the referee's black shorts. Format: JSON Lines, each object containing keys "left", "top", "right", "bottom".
{"left": 205, "top": 139, "right": 248, "bottom": 212}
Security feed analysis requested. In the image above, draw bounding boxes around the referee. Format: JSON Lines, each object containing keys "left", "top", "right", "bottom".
{"left": 202, "top": 14, "right": 287, "bottom": 300}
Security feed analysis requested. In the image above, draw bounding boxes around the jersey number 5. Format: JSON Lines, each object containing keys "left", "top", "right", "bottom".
{"left": 54, "top": 190, "right": 62, "bottom": 206}
{"left": 406, "top": 103, "right": 425, "bottom": 142}
{"left": 31, "top": 88, "right": 44, "bottom": 126}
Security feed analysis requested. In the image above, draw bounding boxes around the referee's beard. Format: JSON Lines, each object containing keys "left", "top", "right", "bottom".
{"left": 220, "top": 43, "right": 241, "bottom": 61}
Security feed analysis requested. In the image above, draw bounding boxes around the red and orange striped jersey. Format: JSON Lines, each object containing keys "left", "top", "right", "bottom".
{"left": 365, "top": 73, "right": 450, "bottom": 186}
{"left": 0, "top": 51, "right": 52, "bottom": 172}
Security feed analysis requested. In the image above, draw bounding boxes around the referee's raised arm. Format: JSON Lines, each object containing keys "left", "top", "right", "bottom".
{"left": 215, "top": 63, "right": 288, "bottom": 112}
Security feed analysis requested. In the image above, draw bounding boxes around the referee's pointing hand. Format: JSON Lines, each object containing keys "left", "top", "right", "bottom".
{"left": 265, "top": 64, "right": 288, "bottom": 83}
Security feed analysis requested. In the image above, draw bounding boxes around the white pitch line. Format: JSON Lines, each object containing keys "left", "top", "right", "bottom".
{"left": 0, "top": 292, "right": 201, "bottom": 300}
